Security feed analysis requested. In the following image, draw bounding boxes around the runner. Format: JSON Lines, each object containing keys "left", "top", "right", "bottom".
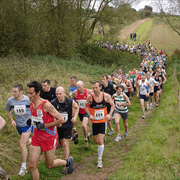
{"left": 154, "top": 71, "right": 162, "bottom": 107}
{"left": 41, "top": 79, "right": 56, "bottom": 102}
{"left": 0, "top": 116, "right": 6, "bottom": 131}
{"left": 119, "top": 73, "right": 132, "bottom": 98}
{"left": 4, "top": 84, "right": 32, "bottom": 176}
{"left": 101, "top": 75, "right": 116, "bottom": 135}
{"left": 71, "top": 81, "right": 93, "bottom": 149}
{"left": 137, "top": 74, "right": 153, "bottom": 119}
{"left": 146, "top": 73, "right": 158, "bottom": 109}
{"left": 84, "top": 81, "right": 115, "bottom": 168}
{"left": 51, "top": 86, "right": 79, "bottom": 173}
{"left": 112, "top": 85, "right": 131, "bottom": 142}
{"left": 27, "top": 81, "right": 74, "bottom": 179}
{"left": 69, "top": 76, "right": 77, "bottom": 134}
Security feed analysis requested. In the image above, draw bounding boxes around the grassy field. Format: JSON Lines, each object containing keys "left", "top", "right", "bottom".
{"left": 147, "top": 18, "right": 180, "bottom": 52}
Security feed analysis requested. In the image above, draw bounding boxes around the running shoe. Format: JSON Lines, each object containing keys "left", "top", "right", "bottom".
{"left": 145, "top": 107, "right": 148, "bottom": 111}
{"left": 142, "top": 114, "right": 146, "bottom": 119}
{"left": 150, "top": 103, "right": 152, "bottom": 109}
{"left": 124, "top": 131, "right": 128, "bottom": 137}
{"left": 0, "top": 167, "right": 8, "bottom": 179}
{"left": 108, "top": 129, "right": 114, "bottom": 135}
{"left": 66, "top": 156, "right": 74, "bottom": 174}
{"left": 56, "top": 142, "right": 63, "bottom": 150}
{"left": 115, "top": 135, "right": 121, "bottom": 142}
{"left": 61, "top": 166, "right": 67, "bottom": 174}
{"left": 156, "top": 103, "right": 158, "bottom": 107}
{"left": 84, "top": 140, "right": 88, "bottom": 149}
{"left": 72, "top": 133, "right": 79, "bottom": 145}
{"left": 18, "top": 167, "right": 27, "bottom": 176}
{"left": 97, "top": 160, "right": 103, "bottom": 168}
{"left": 87, "top": 132, "right": 92, "bottom": 142}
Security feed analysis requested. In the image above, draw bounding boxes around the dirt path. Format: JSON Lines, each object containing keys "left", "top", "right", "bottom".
{"left": 118, "top": 18, "right": 150, "bottom": 42}
{"left": 60, "top": 104, "right": 155, "bottom": 180}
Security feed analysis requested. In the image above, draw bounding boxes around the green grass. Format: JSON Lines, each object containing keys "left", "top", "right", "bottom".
{"left": 124, "top": 18, "right": 154, "bottom": 45}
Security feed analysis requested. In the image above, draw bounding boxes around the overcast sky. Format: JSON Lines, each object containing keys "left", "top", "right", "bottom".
{"left": 131, "top": 0, "right": 180, "bottom": 14}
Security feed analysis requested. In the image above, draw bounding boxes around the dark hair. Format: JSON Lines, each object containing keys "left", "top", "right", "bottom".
{"left": 111, "top": 74, "right": 115, "bottom": 77}
{"left": 27, "top": 81, "right": 42, "bottom": 94}
{"left": 93, "top": 81, "right": 102, "bottom": 87}
{"left": 13, "top": 84, "right": 23, "bottom": 91}
{"left": 116, "top": 84, "right": 124, "bottom": 91}
{"left": 102, "top": 75, "right": 108, "bottom": 79}
{"left": 42, "top": 79, "right": 50, "bottom": 84}
{"left": 71, "top": 76, "right": 77, "bottom": 80}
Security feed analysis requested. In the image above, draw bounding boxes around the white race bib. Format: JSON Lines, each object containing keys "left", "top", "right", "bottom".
{"left": 77, "top": 100, "right": 86, "bottom": 109}
{"left": 60, "top": 112, "right": 68, "bottom": 122}
{"left": 14, "top": 105, "right": 27, "bottom": 116}
{"left": 94, "top": 110, "right": 105, "bottom": 120}
{"left": 31, "top": 116, "right": 44, "bottom": 129}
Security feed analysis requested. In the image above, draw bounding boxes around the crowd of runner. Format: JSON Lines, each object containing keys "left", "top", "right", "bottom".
{"left": 0, "top": 42, "right": 167, "bottom": 180}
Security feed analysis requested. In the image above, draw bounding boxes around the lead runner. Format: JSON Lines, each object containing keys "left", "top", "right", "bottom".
{"left": 84, "top": 81, "right": 115, "bottom": 168}
{"left": 27, "top": 81, "right": 74, "bottom": 180}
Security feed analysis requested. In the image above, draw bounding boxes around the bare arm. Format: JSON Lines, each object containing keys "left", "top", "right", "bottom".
{"left": 123, "top": 94, "right": 131, "bottom": 107}
{"left": 0, "top": 116, "right": 6, "bottom": 131}
{"left": 163, "top": 75, "right": 167, "bottom": 84}
{"left": 113, "top": 84, "right": 116, "bottom": 90}
{"left": 7, "top": 111, "right": 16, "bottom": 126}
{"left": 43, "top": 102, "right": 65, "bottom": 128}
{"left": 71, "top": 90, "right": 77, "bottom": 99}
{"left": 105, "top": 93, "right": 115, "bottom": 117}
{"left": 84, "top": 95, "right": 91, "bottom": 115}
{"left": 71, "top": 100, "right": 79, "bottom": 123}
{"left": 127, "top": 80, "right": 132, "bottom": 89}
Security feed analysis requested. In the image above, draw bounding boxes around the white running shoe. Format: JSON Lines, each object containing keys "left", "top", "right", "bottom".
{"left": 142, "top": 114, "right": 146, "bottom": 119}
{"left": 156, "top": 103, "right": 158, "bottom": 107}
{"left": 18, "top": 167, "right": 27, "bottom": 176}
{"left": 115, "top": 135, "right": 121, "bottom": 142}
{"left": 97, "top": 160, "right": 103, "bottom": 168}
{"left": 150, "top": 103, "right": 152, "bottom": 109}
{"left": 108, "top": 129, "right": 114, "bottom": 135}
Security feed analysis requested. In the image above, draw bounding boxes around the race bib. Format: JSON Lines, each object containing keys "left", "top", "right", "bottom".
{"left": 60, "top": 112, "right": 68, "bottom": 122}
{"left": 70, "top": 91, "right": 72, "bottom": 96}
{"left": 31, "top": 116, "right": 44, "bottom": 129}
{"left": 94, "top": 110, "right": 105, "bottom": 120}
{"left": 77, "top": 100, "right": 86, "bottom": 109}
{"left": 14, "top": 105, "right": 26, "bottom": 116}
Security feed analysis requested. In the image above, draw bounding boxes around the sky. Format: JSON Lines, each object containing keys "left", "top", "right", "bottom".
{"left": 131, "top": 0, "right": 180, "bottom": 14}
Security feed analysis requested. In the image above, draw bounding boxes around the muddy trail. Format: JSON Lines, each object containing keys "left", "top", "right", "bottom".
{"left": 60, "top": 103, "right": 156, "bottom": 180}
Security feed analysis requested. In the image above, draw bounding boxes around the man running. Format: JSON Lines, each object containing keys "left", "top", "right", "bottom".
{"left": 69, "top": 76, "right": 77, "bottom": 134}
{"left": 154, "top": 71, "right": 162, "bottom": 107}
{"left": 101, "top": 75, "right": 116, "bottom": 135}
{"left": 146, "top": 73, "right": 158, "bottom": 109}
{"left": 27, "top": 81, "right": 74, "bottom": 179}
{"left": 119, "top": 73, "right": 132, "bottom": 98}
{"left": 5, "top": 84, "right": 32, "bottom": 176}
{"left": 84, "top": 81, "right": 115, "bottom": 168}
{"left": 137, "top": 74, "right": 153, "bottom": 119}
{"left": 51, "top": 86, "right": 79, "bottom": 173}
{"left": 112, "top": 85, "right": 131, "bottom": 142}
{"left": 41, "top": 79, "right": 56, "bottom": 102}
{"left": 71, "top": 81, "right": 93, "bottom": 148}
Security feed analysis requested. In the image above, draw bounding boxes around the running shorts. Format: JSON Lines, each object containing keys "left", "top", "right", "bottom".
{"left": 16, "top": 125, "right": 33, "bottom": 135}
{"left": 57, "top": 127, "right": 73, "bottom": 140}
{"left": 91, "top": 122, "right": 107, "bottom": 136}
{"left": 78, "top": 113, "right": 89, "bottom": 122}
{"left": 139, "top": 94, "right": 149, "bottom": 102}
{"left": 114, "top": 110, "right": 128, "bottom": 120}
{"left": 31, "top": 136, "right": 58, "bottom": 152}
